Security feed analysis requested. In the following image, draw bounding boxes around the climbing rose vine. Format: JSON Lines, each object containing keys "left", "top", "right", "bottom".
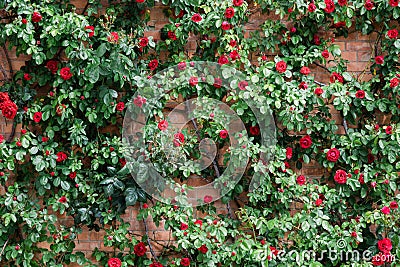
{"left": 0, "top": 0, "right": 399, "bottom": 266}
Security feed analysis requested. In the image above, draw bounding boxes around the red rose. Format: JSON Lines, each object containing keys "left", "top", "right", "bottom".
{"left": 191, "top": 13, "right": 202, "bottom": 22}
{"left": 381, "top": 206, "right": 390, "bottom": 215}
{"left": 0, "top": 92, "right": 10, "bottom": 103}
{"left": 148, "top": 59, "right": 158, "bottom": 71}
{"left": 219, "top": 129, "right": 228, "bottom": 139}
{"left": 276, "top": 60, "right": 287, "bottom": 73}
{"left": 333, "top": 21, "right": 346, "bottom": 28}
{"left": 33, "top": 112, "right": 42, "bottom": 123}
{"left": 134, "top": 95, "right": 146, "bottom": 108}
{"left": 119, "top": 158, "right": 126, "bottom": 167}
{"left": 158, "top": 120, "right": 168, "bottom": 131}
{"left": 150, "top": 263, "right": 163, "bottom": 267}
{"left": 173, "top": 132, "right": 185, "bottom": 147}
{"left": 375, "top": 55, "right": 384, "bottom": 65}
{"left": 108, "top": 32, "right": 119, "bottom": 43}
{"left": 300, "top": 66, "right": 310, "bottom": 75}
{"left": 108, "top": 258, "right": 122, "bottom": 267}
{"left": 385, "top": 125, "right": 392, "bottom": 134}
{"left": 359, "top": 173, "right": 365, "bottom": 184}
{"left": 69, "top": 172, "right": 76, "bottom": 179}
{"left": 139, "top": 37, "right": 149, "bottom": 47}
{"left": 233, "top": 0, "right": 244, "bottom": 6}
{"left": 181, "top": 258, "right": 190, "bottom": 266}
{"left": 85, "top": 26, "right": 94, "bottom": 37}
{"left": 338, "top": 0, "right": 347, "bottom": 6}
{"left": 355, "top": 90, "right": 365, "bottom": 99}
{"left": 198, "top": 244, "right": 208, "bottom": 254}
{"left": 326, "top": 148, "right": 340, "bottom": 162}
{"left": 334, "top": 169, "right": 347, "bottom": 184}
{"left": 178, "top": 62, "right": 186, "bottom": 70}
{"left": 296, "top": 175, "right": 306, "bottom": 185}
{"left": 230, "top": 39, "right": 237, "bottom": 47}
{"left": 330, "top": 72, "right": 344, "bottom": 83}
{"left": 218, "top": 55, "right": 229, "bottom": 65}
{"left": 59, "top": 196, "right": 67, "bottom": 203}
{"left": 213, "top": 77, "right": 222, "bottom": 88}
{"left": 324, "top": 0, "right": 335, "bottom": 13}
{"left": 299, "top": 135, "right": 312, "bottom": 149}
{"left": 21, "top": 18, "right": 27, "bottom": 24}
{"left": 2, "top": 101, "right": 18, "bottom": 120}
{"left": 136, "top": 0, "right": 145, "bottom": 3}
{"left": 229, "top": 50, "right": 239, "bottom": 60}
{"left": 315, "top": 198, "right": 323, "bottom": 206}
{"left": 286, "top": 147, "right": 293, "bottom": 159}
{"left": 56, "top": 151, "right": 68, "bottom": 162}
{"left": 314, "top": 35, "right": 321, "bottom": 45}
{"left": 42, "top": 137, "right": 49, "bottom": 142}
{"left": 204, "top": 195, "right": 213, "bottom": 203}
{"left": 308, "top": 2, "right": 316, "bottom": 12}
{"left": 238, "top": 80, "right": 248, "bottom": 90}
{"left": 168, "top": 31, "right": 177, "bottom": 40}
{"left": 390, "top": 201, "right": 398, "bottom": 209}
{"left": 365, "top": 0, "right": 374, "bottom": 10}
{"left": 189, "top": 76, "right": 198, "bottom": 86}
{"left": 390, "top": 77, "right": 399, "bottom": 88}
{"left": 194, "top": 219, "right": 202, "bottom": 227}
{"left": 371, "top": 253, "right": 385, "bottom": 266}
{"left": 134, "top": 242, "right": 147, "bottom": 256}
{"left": 116, "top": 102, "right": 125, "bottom": 111}
{"left": 387, "top": 29, "right": 398, "bottom": 39}
{"left": 378, "top": 238, "right": 392, "bottom": 253}
{"left": 171, "top": 10, "right": 185, "bottom": 19}
{"left": 225, "top": 7, "right": 235, "bottom": 18}
{"left": 269, "top": 246, "right": 279, "bottom": 256}
{"left": 368, "top": 153, "right": 375, "bottom": 163}
{"left": 389, "top": 0, "right": 399, "bottom": 7}
{"left": 321, "top": 50, "right": 329, "bottom": 59}
{"left": 46, "top": 60, "right": 58, "bottom": 74}
{"left": 180, "top": 222, "right": 188, "bottom": 230}
{"left": 249, "top": 125, "right": 260, "bottom": 136}
{"left": 314, "top": 87, "right": 323, "bottom": 96}
{"left": 299, "top": 81, "right": 308, "bottom": 89}
{"left": 351, "top": 231, "right": 357, "bottom": 237}
{"left": 32, "top": 12, "right": 42, "bottom": 23}
{"left": 221, "top": 21, "right": 231, "bottom": 30}
{"left": 60, "top": 67, "right": 73, "bottom": 80}
{"left": 24, "top": 73, "right": 31, "bottom": 81}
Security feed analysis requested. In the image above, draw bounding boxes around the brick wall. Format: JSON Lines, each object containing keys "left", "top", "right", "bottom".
{"left": 0, "top": 1, "right": 375, "bottom": 265}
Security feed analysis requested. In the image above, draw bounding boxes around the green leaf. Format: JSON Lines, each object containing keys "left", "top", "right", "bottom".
{"left": 97, "top": 43, "right": 107, "bottom": 57}
{"left": 61, "top": 181, "right": 70, "bottom": 191}
{"left": 125, "top": 187, "right": 138, "bottom": 206}
{"left": 89, "top": 66, "right": 99, "bottom": 83}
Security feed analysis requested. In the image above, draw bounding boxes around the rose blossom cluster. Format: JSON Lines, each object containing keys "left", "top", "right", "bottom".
{"left": 0, "top": 92, "right": 18, "bottom": 120}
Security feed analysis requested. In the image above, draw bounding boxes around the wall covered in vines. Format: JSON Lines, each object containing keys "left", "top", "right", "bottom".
{"left": 0, "top": 0, "right": 399, "bottom": 266}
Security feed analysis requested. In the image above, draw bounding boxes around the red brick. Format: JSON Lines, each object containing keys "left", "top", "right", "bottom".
{"left": 342, "top": 51, "right": 357, "bottom": 61}
{"left": 346, "top": 41, "right": 372, "bottom": 51}
{"left": 358, "top": 51, "right": 373, "bottom": 62}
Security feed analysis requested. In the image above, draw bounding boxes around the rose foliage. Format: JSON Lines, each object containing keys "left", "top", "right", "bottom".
{"left": 0, "top": 0, "right": 399, "bottom": 266}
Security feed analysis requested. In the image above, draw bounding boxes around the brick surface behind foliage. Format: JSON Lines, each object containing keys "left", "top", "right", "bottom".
{"left": 0, "top": 0, "right": 374, "bottom": 261}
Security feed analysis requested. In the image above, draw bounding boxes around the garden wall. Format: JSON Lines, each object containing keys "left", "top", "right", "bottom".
{"left": 0, "top": 0, "right": 375, "bottom": 264}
